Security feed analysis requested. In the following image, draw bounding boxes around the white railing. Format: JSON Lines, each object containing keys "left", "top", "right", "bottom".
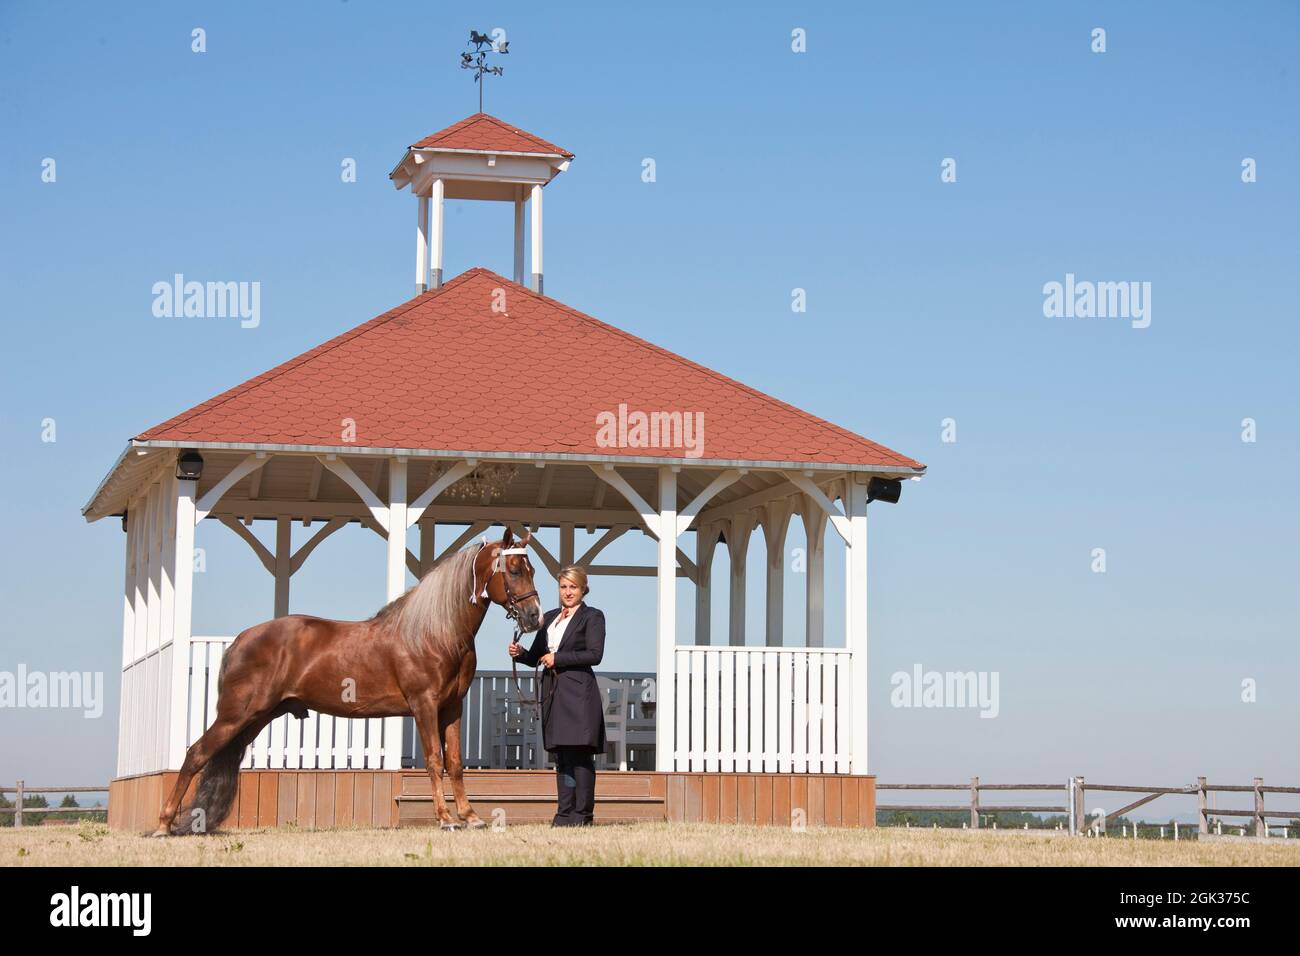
{"left": 672, "top": 646, "right": 852, "bottom": 773}
{"left": 118, "top": 644, "right": 173, "bottom": 777}
{"left": 185, "top": 637, "right": 393, "bottom": 770}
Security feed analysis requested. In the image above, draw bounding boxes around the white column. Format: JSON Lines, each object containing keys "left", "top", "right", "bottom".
{"left": 799, "top": 496, "right": 827, "bottom": 647}
{"left": 415, "top": 193, "right": 429, "bottom": 294}
{"left": 761, "top": 500, "right": 792, "bottom": 647}
{"left": 429, "top": 179, "right": 445, "bottom": 289}
{"left": 383, "top": 458, "right": 409, "bottom": 769}
{"left": 845, "top": 476, "right": 869, "bottom": 774}
{"left": 117, "top": 509, "right": 136, "bottom": 776}
{"left": 418, "top": 519, "right": 436, "bottom": 577}
{"left": 167, "top": 475, "right": 197, "bottom": 770}
{"left": 727, "top": 512, "right": 754, "bottom": 646}
{"left": 559, "top": 523, "right": 574, "bottom": 568}
{"left": 274, "top": 516, "right": 291, "bottom": 617}
{"left": 655, "top": 466, "right": 677, "bottom": 771}
{"left": 694, "top": 523, "right": 721, "bottom": 645}
{"left": 529, "top": 183, "right": 543, "bottom": 294}
{"left": 513, "top": 189, "right": 525, "bottom": 285}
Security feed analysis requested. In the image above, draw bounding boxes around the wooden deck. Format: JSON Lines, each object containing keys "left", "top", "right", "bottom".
{"left": 109, "top": 770, "right": 876, "bottom": 832}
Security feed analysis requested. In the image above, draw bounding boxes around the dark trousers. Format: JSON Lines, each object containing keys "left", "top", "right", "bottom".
{"left": 552, "top": 746, "right": 596, "bottom": 826}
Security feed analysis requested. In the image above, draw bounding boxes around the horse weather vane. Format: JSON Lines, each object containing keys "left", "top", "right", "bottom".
{"left": 461, "top": 30, "right": 508, "bottom": 113}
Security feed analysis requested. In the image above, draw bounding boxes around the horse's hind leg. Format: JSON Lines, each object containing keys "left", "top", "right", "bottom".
{"left": 409, "top": 692, "right": 458, "bottom": 830}
{"left": 153, "top": 714, "right": 251, "bottom": 836}
{"left": 440, "top": 700, "right": 484, "bottom": 829}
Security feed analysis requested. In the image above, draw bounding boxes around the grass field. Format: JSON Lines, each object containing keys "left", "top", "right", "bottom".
{"left": 4, "top": 821, "right": 1298, "bottom": 866}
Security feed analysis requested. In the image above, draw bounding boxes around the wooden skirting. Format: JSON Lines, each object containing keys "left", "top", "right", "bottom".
{"left": 109, "top": 770, "right": 875, "bottom": 832}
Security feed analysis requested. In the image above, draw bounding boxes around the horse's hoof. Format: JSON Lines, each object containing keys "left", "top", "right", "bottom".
{"left": 466, "top": 817, "right": 488, "bottom": 830}
{"left": 149, "top": 827, "right": 170, "bottom": 839}
{"left": 439, "top": 821, "right": 461, "bottom": 832}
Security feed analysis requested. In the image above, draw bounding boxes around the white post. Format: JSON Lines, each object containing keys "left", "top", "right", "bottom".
{"left": 800, "top": 498, "right": 827, "bottom": 647}
{"left": 761, "top": 500, "right": 792, "bottom": 647}
{"left": 845, "top": 476, "right": 869, "bottom": 774}
{"left": 655, "top": 466, "right": 677, "bottom": 771}
{"left": 418, "top": 519, "right": 436, "bottom": 577}
{"left": 167, "top": 474, "right": 197, "bottom": 769}
{"left": 384, "top": 458, "right": 408, "bottom": 769}
{"left": 429, "top": 178, "right": 445, "bottom": 289}
{"left": 513, "top": 189, "right": 525, "bottom": 285}
{"left": 274, "top": 516, "right": 291, "bottom": 617}
{"left": 694, "top": 523, "right": 720, "bottom": 645}
{"left": 415, "top": 193, "right": 429, "bottom": 295}
{"left": 726, "top": 512, "right": 753, "bottom": 646}
{"left": 529, "top": 183, "right": 543, "bottom": 293}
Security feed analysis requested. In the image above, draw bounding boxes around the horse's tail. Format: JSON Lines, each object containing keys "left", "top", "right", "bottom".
{"left": 169, "top": 721, "right": 261, "bottom": 836}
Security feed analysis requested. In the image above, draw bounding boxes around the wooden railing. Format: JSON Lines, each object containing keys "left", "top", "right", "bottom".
{"left": 876, "top": 776, "right": 1300, "bottom": 836}
{"left": 1, "top": 782, "right": 108, "bottom": 827}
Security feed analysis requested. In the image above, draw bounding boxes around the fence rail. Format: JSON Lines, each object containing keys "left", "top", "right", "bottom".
{"left": 1, "top": 781, "right": 109, "bottom": 828}
{"left": 876, "top": 776, "right": 1299, "bottom": 837}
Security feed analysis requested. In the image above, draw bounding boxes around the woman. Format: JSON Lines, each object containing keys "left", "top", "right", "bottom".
{"left": 507, "top": 564, "right": 606, "bottom": 826}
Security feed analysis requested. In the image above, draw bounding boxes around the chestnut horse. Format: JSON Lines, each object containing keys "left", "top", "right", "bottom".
{"left": 153, "top": 527, "right": 542, "bottom": 836}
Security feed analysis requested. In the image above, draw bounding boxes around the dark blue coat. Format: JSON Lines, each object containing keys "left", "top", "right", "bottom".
{"left": 513, "top": 603, "right": 607, "bottom": 752}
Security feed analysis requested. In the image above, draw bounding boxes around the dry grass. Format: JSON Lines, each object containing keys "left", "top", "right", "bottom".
{"left": 4, "top": 821, "right": 1299, "bottom": 866}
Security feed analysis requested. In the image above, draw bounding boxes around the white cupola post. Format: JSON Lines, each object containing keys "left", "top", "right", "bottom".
{"left": 389, "top": 114, "right": 572, "bottom": 296}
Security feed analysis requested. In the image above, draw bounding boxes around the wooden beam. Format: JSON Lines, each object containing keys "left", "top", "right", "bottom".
{"left": 195, "top": 453, "right": 268, "bottom": 523}
{"left": 289, "top": 517, "right": 348, "bottom": 575}
{"left": 407, "top": 459, "right": 474, "bottom": 526}
{"left": 590, "top": 465, "right": 660, "bottom": 538}
{"left": 676, "top": 468, "right": 741, "bottom": 537}
{"left": 307, "top": 460, "right": 323, "bottom": 501}
{"left": 784, "top": 471, "right": 851, "bottom": 544}
{"left": 218, "top": 516, "right": 275, "bottom": 573}
{"left": 537, "top": 466, "right": 555, "bottom": 507}
{"left": 577, "top": 524, "right": 630, "bottom": 565}
{"left": 436, "top": 521, "right": 493, "bottom": 562}
{"left": 318, "top": 456, "right": 388, "bottom": 531}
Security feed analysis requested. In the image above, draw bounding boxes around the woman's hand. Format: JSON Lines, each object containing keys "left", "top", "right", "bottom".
{"left": 540, "top": 652, "right": 556, "bottom": 669}
{"left": 507, "top": 642, "right": 524, "bottom": 658}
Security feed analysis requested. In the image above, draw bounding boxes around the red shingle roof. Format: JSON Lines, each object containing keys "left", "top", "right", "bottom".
{"left": 410, "top": 113, "right": 573, "bottom": 158}
{"left": 137, "top": 269, "right": 923, "bottom": 470}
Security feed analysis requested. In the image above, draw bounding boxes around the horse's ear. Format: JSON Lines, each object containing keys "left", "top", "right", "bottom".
{"left": 501, "top": 526, "right": 514, "bottom": 548}
{"left": 519, "top": 530, "right": 533, "bottom": 547}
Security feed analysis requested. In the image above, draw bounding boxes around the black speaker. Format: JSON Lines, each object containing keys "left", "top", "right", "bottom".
{"left": 866, "top": 477, "right": 902, "bottom": 504}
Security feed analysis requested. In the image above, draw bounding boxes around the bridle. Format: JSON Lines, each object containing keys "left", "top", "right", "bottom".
{"left": 473, "top": 543, "right": 546, "bottom": 714}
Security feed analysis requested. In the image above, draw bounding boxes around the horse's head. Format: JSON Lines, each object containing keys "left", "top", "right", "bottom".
{"left": 483, "top": 527, "right": 543, "bottom": 632}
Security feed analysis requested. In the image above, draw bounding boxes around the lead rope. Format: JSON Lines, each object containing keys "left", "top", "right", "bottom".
{"left": 510, "top": 625, "right": 543, "bottom": 714}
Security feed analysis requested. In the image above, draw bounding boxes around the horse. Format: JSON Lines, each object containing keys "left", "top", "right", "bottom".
{"left": 153, "top": 527, "right": 543, "bottom": 836}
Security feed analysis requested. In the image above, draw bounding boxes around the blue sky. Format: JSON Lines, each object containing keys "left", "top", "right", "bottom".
{"left": 1, "top": 1, "right": 1297, "bottom": 819}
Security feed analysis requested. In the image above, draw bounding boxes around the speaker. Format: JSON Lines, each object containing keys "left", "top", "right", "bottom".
{"left": 866, "top": 477, "right": 902, "bottom": 504}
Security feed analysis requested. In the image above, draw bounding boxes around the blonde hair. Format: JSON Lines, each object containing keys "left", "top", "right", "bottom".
{"left": 557, "top": 564, "right": 589, "bottom": 596}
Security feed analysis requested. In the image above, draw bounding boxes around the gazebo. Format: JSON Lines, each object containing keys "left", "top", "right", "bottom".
{"left": 86, "top": 112, "right": 926, "bottom": 831}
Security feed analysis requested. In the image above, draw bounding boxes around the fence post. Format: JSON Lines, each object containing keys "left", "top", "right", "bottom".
{"left": 1197, "top": 776, "right": 1208, "bottom": 835}
{"left": 1067, "top": 776, "right": 1075, "bottom": 835}
{"left": 1073, "top": 776, "right": 1086, "bottom": 836}
{"left": 969, "top": 776, "right": 979, "bottom": 829}
{"left": 1254, "top": 777, "right": 1265, "bottom": 840}
{"left": 14, "top": 780, "right": 23, "bottom": 829}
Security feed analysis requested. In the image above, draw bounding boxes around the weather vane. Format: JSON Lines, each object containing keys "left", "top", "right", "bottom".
{"left": 461, "top": 30, "right": 508, "bottom": 113}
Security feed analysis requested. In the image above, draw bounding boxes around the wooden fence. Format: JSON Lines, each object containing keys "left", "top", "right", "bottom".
{"left": 1, "top": 782, "right": 108, "bottom": 827}
{"left": 877, "top": 776, "right": 1300, "bottom": 836}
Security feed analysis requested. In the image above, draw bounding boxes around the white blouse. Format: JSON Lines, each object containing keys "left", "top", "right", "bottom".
{"left": 547, "top": 604, "right": 582, "bottom": 653}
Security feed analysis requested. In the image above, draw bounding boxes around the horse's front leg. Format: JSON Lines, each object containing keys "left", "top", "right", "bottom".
{"left": 409, "top": 692, "right": 458, "bottom": 830}
{"left": 440, "top": 699, "right": 484, "bottom": 829}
